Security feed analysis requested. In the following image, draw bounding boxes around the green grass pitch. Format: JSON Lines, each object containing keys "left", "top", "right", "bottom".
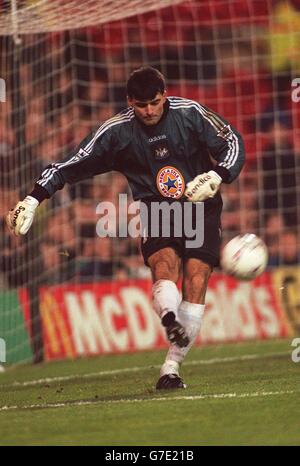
{"left": 0, "top": 338, "right": 299, "bottom": 446}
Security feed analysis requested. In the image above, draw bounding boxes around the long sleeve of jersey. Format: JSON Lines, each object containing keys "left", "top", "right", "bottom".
{"left": 30, "top": 125, "right": 116, "bottom": 202}
{"left": 192, "top": 103, "right": 245, "bottom": 183}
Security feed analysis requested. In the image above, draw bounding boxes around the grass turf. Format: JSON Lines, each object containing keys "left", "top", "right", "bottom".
{"left": 0, "top": 338, "right": 299, "bottom": 446}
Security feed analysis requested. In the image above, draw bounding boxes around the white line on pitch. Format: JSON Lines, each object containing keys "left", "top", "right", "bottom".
{"left": 0, "top": 388, "right": 298, "bottom": 412}
{"left": 0, "top": 351, "right": 289, "bottom": 389}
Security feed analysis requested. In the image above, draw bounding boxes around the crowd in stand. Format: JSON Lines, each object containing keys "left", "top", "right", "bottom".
{"left": 0, "top": 0, "right": 300, "bottom": 288}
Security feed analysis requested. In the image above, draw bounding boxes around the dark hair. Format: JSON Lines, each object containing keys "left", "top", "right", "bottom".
{"left": 126, "top": 66, "right": 166, "bottom": 100}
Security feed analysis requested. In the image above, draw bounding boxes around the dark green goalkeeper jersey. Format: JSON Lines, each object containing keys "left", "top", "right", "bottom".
{"left": 31, "top": 97, "right": 245, "bottom": 205}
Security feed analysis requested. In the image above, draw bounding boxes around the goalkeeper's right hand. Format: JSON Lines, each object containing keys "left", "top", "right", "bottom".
{"left": 6, "top": 196, "right": 39, "bottom": 236}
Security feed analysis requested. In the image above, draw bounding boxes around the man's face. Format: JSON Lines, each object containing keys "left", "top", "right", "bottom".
{"left": 127, "top": 92, "right": 167, "bottom": 126}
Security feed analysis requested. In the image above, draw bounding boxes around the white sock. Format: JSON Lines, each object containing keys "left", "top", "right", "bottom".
{"left": 152, "top": 279, "right": 180, "bottom": 320}
{"left": 160, "top": 301, "right": 205, "bottom": 376}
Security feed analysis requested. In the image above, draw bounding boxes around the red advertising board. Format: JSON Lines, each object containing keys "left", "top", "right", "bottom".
{"left": 19, "top": 272, "right": 292, "bottom": 361}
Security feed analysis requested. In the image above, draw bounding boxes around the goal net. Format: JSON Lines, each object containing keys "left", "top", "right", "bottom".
{"left": 0, "top": 0, "right": 299, "bottom": 364}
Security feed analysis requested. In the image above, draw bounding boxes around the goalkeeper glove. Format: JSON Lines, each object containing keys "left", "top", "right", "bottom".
{"left": 184, "top": 170, "right": 222, "bottom": 202}
{"left": 6, "top": 196, "right": 39, "bottom": 236}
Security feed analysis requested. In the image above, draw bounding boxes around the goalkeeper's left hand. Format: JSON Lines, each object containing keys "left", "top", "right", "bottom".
{"left": 6, "top": 196, "right": 39, "bottom": 236}
{"left": 184, "top": 170, "right": 222, "bottom": 202}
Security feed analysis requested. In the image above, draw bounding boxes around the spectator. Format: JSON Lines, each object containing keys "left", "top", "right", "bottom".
{"left": 120, "top": 237, "right": 151, "bottom": 279}
{"left": 0, "top": 102, "right": 16, "bottom": 188}
{"left": 279, "top": 230, "right": 300, "bottom": 265}
{"left": 268, "top": 229, "right": 300, "bottom": 266}
{"left": 0, "top": 219, "right": 28, "bottom": 287}
{"left": 77, "top": 234, "right": 118, "bottom": 281}
{"left": 260, "top": 117, "right": 298, "bottom": 227}
{"left": 40, "top": 238, "right": 76, "bottom": 284}
{"left": 264, "top": 212, "right": 285, "bottom": 265}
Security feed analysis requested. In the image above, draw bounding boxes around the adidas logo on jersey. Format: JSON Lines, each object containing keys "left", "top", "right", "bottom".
{"left": 148, "top": 135, "right": 167, "bottom": 143}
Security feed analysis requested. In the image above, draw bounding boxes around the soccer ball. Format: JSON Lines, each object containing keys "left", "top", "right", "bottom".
{"left": 221, "top": 233, "right": 268, "bottom": 280}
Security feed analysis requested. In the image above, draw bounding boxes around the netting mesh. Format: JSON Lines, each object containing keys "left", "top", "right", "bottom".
{"left": 0, "top": 0, "right": 300, "bottom": 362}
{"left": 0, "top": 0, "right": 184, "bottom": 34}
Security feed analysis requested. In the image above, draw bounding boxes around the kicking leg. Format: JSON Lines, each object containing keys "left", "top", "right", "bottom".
{"left": 159, "top": 258, "right": 211, "bottom": 388}
{"left": 149, "top": 247, "right": 188, "bottom": 347}
{"left": 148, "top": 247, "right": 191, "bottom": 389}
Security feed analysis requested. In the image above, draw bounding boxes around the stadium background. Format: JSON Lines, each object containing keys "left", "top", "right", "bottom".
{"left": 0, "top": 0, "right": 299, "bottom": 364}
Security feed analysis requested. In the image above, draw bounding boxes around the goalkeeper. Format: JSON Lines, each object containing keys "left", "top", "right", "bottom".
{"left": 7, "top": 66, "right": 245, "bottom": 389}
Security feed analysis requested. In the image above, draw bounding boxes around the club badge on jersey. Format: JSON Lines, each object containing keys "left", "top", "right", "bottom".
{"left": 154, "top": 146, "right": 169, "bottom": 160}
{"left": 149, "top": 135, "right": 170, "bottom": 161}
{"left": 156, "top": 166, "right": 185, "bottom": 199}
